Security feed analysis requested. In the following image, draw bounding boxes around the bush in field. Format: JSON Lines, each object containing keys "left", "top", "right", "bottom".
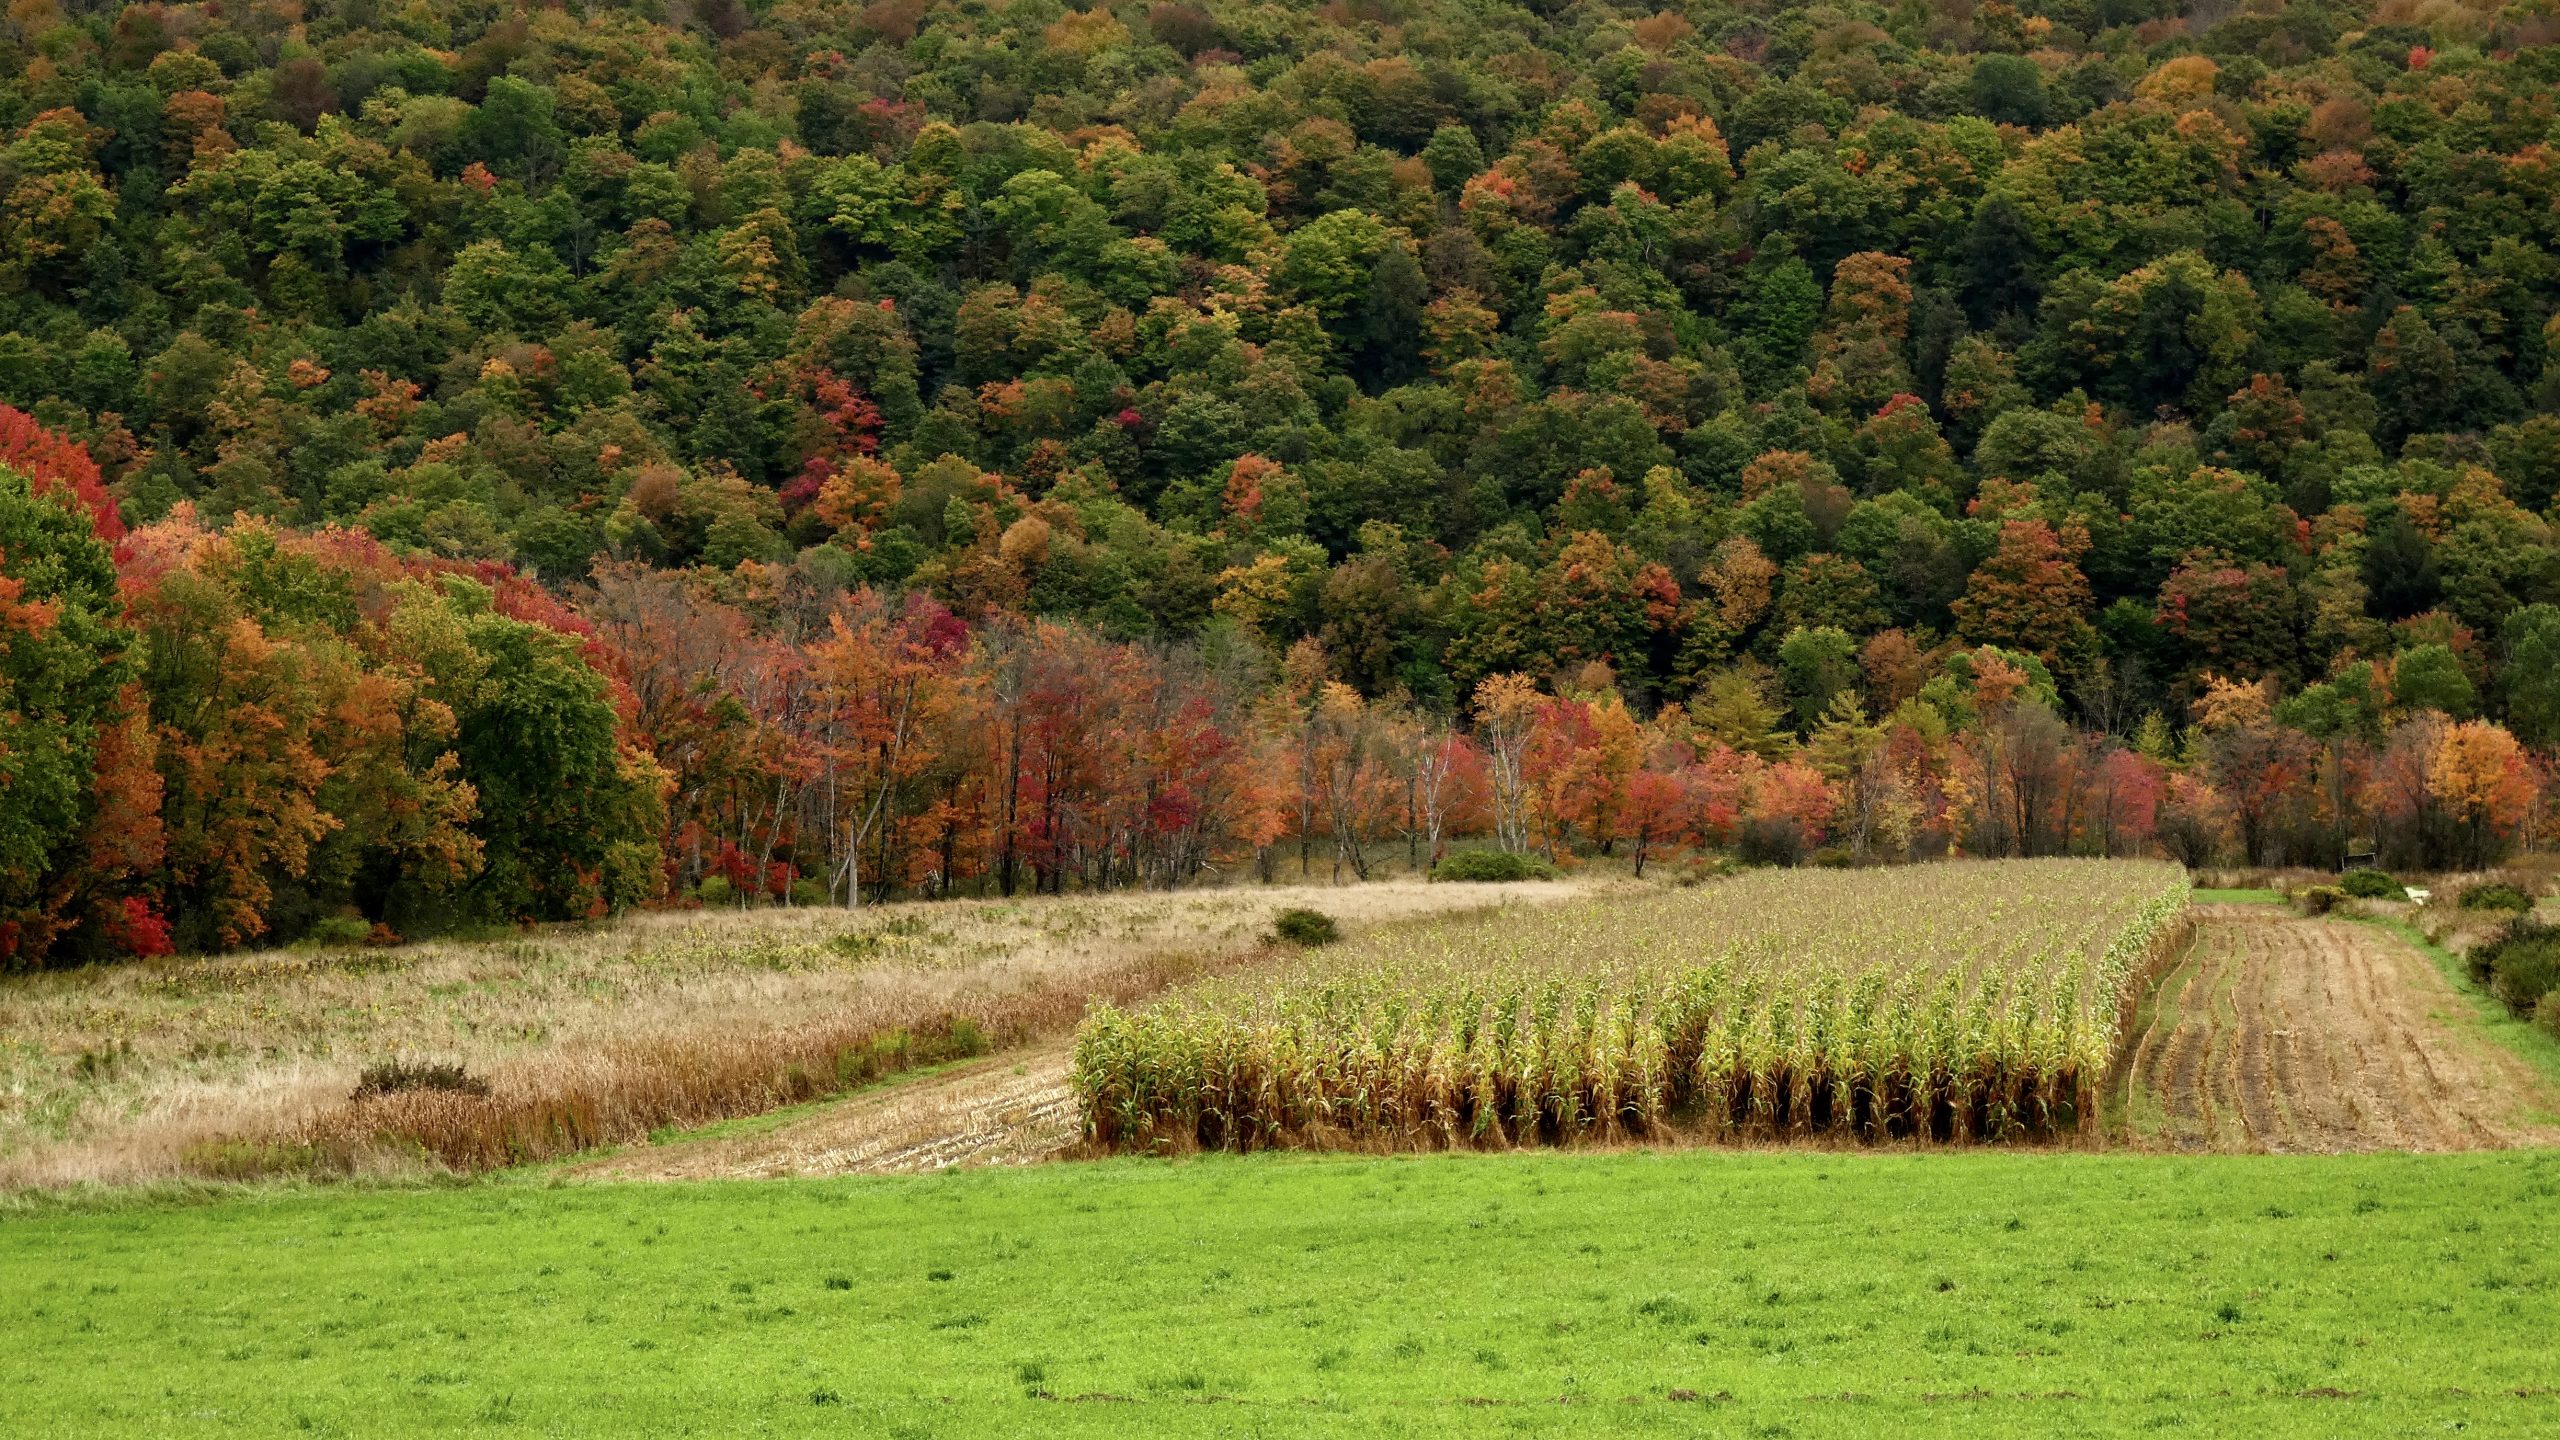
{"left": 1271, "top": 908, "right": 1340, "bottom": 947}
{"left": 2342, "top": 870, "right": 2405, "bottom": 900}
{"left": 1078, "top": 860, "right": 2191, "bottom": 1153}
{"left": 2480, "top": 921, "right": 2560, "bottom": 1015}
{"left": 1431, "top": 851, "right": 1556, "bottom": 883}
{"left": 2537, "top": 992, "right": 2560, "bottom": 1043}
{"left": 352, "top": 1060, "right": 492, "bottom": 1101}
{"left": 2458, "top": 882, "right": 2535, "bottom": 914}
{"left": 300, "top": 915, "right": 373, "bottom": 948}
{"left": 2296, "top": 886, "right": 2346, "bottom": 916}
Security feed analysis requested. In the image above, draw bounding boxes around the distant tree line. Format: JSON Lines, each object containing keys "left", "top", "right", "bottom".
{"left": 4, "top": 0, "right": 2560, "bottom": 960}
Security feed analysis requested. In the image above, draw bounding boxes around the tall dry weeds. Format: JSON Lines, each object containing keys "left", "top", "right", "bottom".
{"left": 1, "top": 880, "right": 1585, "bottom": 1187}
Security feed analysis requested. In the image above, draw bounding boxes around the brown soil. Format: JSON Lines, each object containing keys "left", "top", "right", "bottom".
{"left": 566, "top": 1043, "right": 1081, "bottom": 1180}
{"left": 2120, "top": 904, "right": 2560, "bottom": 1153}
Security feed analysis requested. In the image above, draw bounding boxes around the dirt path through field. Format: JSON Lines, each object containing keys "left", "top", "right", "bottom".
{"left": 568, "top": 1043, "right": 1081, "bottom": 1180}
{"left": 2121, "top": 904, "right": 2560, "bottom": 1153}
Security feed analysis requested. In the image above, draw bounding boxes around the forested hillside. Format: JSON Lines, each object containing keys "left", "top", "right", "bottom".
{"left": 4, "top": 0, "right": 2559, "bottom": 962}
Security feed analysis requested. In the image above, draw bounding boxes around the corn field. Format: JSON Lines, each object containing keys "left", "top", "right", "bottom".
{"left": 1073, "top": 860, "right": 2192, "bottom": 1152}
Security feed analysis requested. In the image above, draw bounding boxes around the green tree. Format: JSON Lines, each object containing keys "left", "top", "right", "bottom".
{"left": 0, "top": 467, "right": 135, "bottom": 966}
{"left": 1279, "top": 209, "right": 1398, "bottom": 324}
{"left": 1776, "top": 625, "right": 1860, "bottom": 731}
{"left": 458, "top": 77, "right": 566, "bottom": 183}
{"left": 439, "top": 597, "right": 666, "bottom": 923}
{"left": 1969, "top": 55, "right": 2049, "bottom": 128}
{"left": 1421, "top": 124, "right": 1484, "bottom": 195}
{"left": 2499, "top": 605, "right": 2560, "bottom": 748}
{"left": 2390, "top": 643, "right": 2476, "bottom": 720}
{"left": 1734, "top": 251, "right": 1822, "bottom": 395}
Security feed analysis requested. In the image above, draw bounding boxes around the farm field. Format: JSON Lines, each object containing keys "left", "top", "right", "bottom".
{"left": 7, "top": 1149, "right": 2560, "bottom": 1437}
{"left": 2119, "top": 904, "right": 2560, "bottom": 1153}
{"left": 1076, "top": 860, "right": 2191, "bottom": 1153}
{"left": 0, "top": 881, "right": 1579, "bottom": 1188}
{"left": 588, "top": 868, "right": 2560, "bottom": 1180}
{"left": 9, "top": 864, "right": 2560, "bottom": 1438}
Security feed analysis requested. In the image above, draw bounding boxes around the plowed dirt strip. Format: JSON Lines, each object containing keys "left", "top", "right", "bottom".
{"left": 568, "top": 1044, "right": 1079, "bottom": 1180}
{"left": 2124, "top": 905, "right": 2560, "bottom": 1153}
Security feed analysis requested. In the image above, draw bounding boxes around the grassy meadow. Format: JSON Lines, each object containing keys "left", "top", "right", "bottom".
{"left": 6, "top": 1147, "right": 2558, "bottom": 1437}
{"left": 0, "top": 881, "right": 1577, "bottom": 1187}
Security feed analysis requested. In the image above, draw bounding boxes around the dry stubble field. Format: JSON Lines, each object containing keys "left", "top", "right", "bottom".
{"left": 2117, "top": 902, "right": 2560, "bottom": 1152}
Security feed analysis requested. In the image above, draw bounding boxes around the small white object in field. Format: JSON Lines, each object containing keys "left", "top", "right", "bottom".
{"left": 2405, "top": 888, "right": 2431, "bottom": 905}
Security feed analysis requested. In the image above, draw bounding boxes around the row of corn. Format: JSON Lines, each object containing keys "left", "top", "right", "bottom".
{"left": 1073, "top": 860, "right": 2192, "bottom": 1151}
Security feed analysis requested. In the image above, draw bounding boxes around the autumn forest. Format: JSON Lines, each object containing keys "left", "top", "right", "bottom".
{"left": 4, "top": 0, "right": 2560, "bottom": 965}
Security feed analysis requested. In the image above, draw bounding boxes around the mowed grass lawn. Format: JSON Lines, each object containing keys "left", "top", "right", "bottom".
{"left": 6, "top": 1150, "right": 2558, "bottom": 1437}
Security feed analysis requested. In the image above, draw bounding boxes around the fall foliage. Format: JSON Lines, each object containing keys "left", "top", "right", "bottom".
{"left": 5, "top": 0, "right": 2560, "bottom": 963}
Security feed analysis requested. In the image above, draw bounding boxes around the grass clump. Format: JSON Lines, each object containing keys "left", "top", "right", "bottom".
{"left": 351, "top": 1060, "right": 492, "bottom": 1101}
{"left": 2295, "top": 885, "right": 2347, "bottom": 916}
{"left": 1077, "top": 860, "right": 2190, "bottom": 1153}
{"left": 2343, "top": 869, "right": 2405, "bottom": 900}
{"left": 1429, "top": 851, "right": 1557, "bottom": 883}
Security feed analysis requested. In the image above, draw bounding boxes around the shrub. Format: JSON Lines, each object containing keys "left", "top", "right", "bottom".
{"left": 301, "top": 914, "right": 372, "bottom": 947}
{"left": 2342, "top": 869, "right": 2404, "bottom": 900}
{"left": 1430, "top": 850, "right": 1556, "bottom": 882}
{"left": 696, "top": 875, "right": 735, "bottom": 905}
{"left": 789, "top": 878, "right": 829, "bottom": 907}
{"left": 2295, "top": 886, "right": 2346, "bottom": 916}
{"left": 2457, "top": 882, "right": 2535, "bottom": 914}
{"left": 2537, "top": 991, "right": 2560, "bottom": 1043}
{"left": 352, "top": 1059, "right": 492, "bottom": 1101}
{"left": 1271, "top": 908, "right": 1340, "bottom": 947}
{"left": 1674, "top": 853, "right": 1740, "bottom": 887}
{"left": 2481, "top": 921, "right": 2560, "bottom": 1015}
{"left": 1737, "top": 818, "right": 1807, "bottom": 867}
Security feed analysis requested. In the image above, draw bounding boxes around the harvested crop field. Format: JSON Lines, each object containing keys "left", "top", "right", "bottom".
{"left": 571, "top": 1044, "right": 1079, "bottom": 1181}
{"left": 2118, "top": 905, "right": 2560, "bottom": 1153}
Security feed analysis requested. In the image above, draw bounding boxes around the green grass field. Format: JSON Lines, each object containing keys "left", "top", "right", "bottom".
{"left": 7, "top": 1148, "right": 2558, "bottom": 1437}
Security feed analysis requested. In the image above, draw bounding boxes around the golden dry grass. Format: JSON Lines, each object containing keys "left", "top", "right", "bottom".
{"left": 0, "top": 880, "right": 1589, "bottom": 1189}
